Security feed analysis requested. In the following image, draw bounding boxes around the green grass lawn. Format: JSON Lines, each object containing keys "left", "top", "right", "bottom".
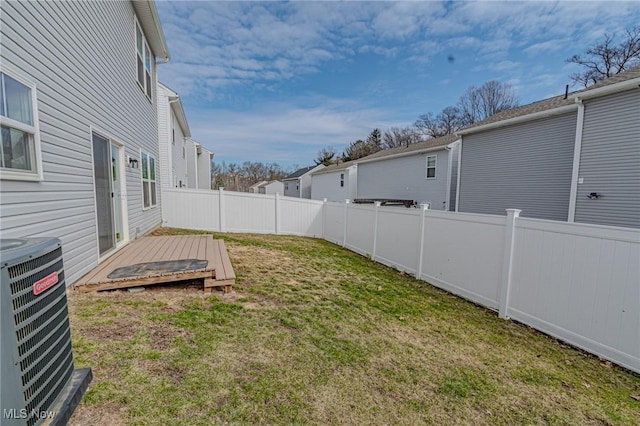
{"left": 68, "top": 228, "right": 640, "bottom": 425}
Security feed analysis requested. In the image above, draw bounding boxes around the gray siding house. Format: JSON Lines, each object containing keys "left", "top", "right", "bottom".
{"left": 0, "top": 0, "right": 170, "bottom": 285}
{"left": 356, "top": 135, "right": 461, "bottom": 210}
{"left": 157, "top": 82, "right": 189, "bottom": 188}
{"left": 283, "top": 165, "right": 324, "bottom": 198}
{"left": 457, "top": 66, "right": 640, "bottom": 228}
{"left": 310, "top": 161, "right": 358, "bottom": 202}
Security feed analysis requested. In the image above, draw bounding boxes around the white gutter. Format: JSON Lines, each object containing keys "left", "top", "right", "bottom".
{"left": 356, "top": 141, "right": 459, "bottom": 166}
{"left": 570, "top": 77, "right": 640, "bottom": 100}
{"left": 455, "top": 140, "right": 462, "bottom": 212}
{"left": 568, "top": 98, "right": 585, "bottom": 222}
{"left": 147, "top": 1, "right": 170, "bottom": 62}
{"left": 444, "top": 144, "right": 453, "bottom": 211}
{"left": 456, "top": 104, "right": 578, "bottom": 136}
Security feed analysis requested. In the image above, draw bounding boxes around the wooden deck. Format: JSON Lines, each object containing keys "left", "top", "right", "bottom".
{"left": 74, "top": 235, "right": 235, "bottom": 293}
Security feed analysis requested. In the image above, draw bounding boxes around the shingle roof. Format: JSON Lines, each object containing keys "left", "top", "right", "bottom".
{"left": 311, "top": 159, "right": 359, "bottom": 175}
{"left": 284, "top": 166, "right": 317, "bottom": 180}
{"left": 356, "top": 133, "right": 459, "bottom": 164}
{"left": 460, "top": 65, "right": 640, "bottom": 132}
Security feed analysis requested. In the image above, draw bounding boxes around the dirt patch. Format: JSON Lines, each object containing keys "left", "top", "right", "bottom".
{"left": 68, "top": 402, "right": 126, "bottom": 426}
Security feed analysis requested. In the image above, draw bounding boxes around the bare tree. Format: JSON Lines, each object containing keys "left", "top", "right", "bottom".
{"left": 458, "top": 80, "right": 518, "bottom": 125}
{"left": 567, "top": 25, "right": 640, "bottom": 87}
{"left": 414, "top": 106, "right": 464, "bottom": 138}
{"left": 314, "top": 146, "right": 336, "bottom": 166}
{"left": 382, "top": 127, "right": 422, "bottom": 149}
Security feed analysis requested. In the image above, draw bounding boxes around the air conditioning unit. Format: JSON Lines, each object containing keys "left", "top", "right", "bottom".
{"left": 1, "top": 238, "right": 92, "bottom": 426}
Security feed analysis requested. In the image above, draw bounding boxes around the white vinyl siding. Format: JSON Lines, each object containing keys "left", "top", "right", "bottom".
{"left": 0, "top": 68, "right": 43, "bottom": 180}
{"left": 0, "top": 1, "right": 161, "bottom": 285}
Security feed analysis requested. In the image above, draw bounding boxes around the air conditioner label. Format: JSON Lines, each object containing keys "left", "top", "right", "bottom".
{"left": 33, "top": 272, "right": 58, "bottom": 295}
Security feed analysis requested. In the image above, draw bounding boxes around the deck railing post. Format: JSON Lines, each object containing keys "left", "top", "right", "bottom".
{"left": 342, "top": 199, "right": 350, "bottom": 247}
{"left": 498, "top": 208, "right": 521, "bottom": 319}
{"left": 417, "top": 203, "right": 430, "bottom": 279}
{"left": 275, "top": 192, "right": 281, "bottom": 234}
{"left": 371, "top": 201, "right": 381, "bottom": 260}
{"left": 219, "top": 187, "right": 226, "bottom": 232}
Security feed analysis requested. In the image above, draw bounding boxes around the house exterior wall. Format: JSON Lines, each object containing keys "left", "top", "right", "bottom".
{"left": 458, "top": 112, "right": 577, "bottom": 220}
{"left": 311, "top": 167, "right": 356, "bottom": 201}
{"left": 196, "top": 147, "right": 212, "bottom": 189}
{"left": 574, "top": 89, "right": 640, "bottom": 228}
{"left": 185, "top": 139, "right": 197, "bottom": 188}
{"left": 172, "top": 115, "right": 187, "bottom": 187}
{"left": 300, "top": 173, "right": 314, "bottom": 199}
{"left": 0, "top": 0, "right": 162, "bottom": 285}
{"left": 259, "top": 181, "right": 284, "bottom": 195}
{"left": 357, "top": 149, "right": 451, "bottom": 210}
{"left": 283, "top": 179, "right": 300, "bottom": 197}
{"left": 157, "top": 84, "right": 172, "bottom": 188}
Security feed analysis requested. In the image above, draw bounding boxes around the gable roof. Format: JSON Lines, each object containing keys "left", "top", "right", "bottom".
{"left": 458, "top": 65, "right": 640, "bottom": 135}
{"left": 311, "top": 160, "right": 358, "bottom": 175}
{"left": 158, "top": 82, "right": 190, "bottom": 137}
{"left": 133, "top": 1, "right": 170, "bottom": 61}
{"left": 248, "top": 180, "right": 268, "bottom": 190}
{"left": 355, "top": 134, "right": 459, "bottom": 165}
{"left": 284, "top": 165, "right": 320, "bottom": 180}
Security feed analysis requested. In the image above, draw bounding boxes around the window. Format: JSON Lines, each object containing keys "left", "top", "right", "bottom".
{"left": 340, "top": 173, "right": 344, "bottom": 187}
{"left": 426, "top": 155, "right": 436, "bottom": 179}
{"left": 135, "top": 20, "right": 152, "bottom": 100}
{"left": 172, "top": 128, "right": 175, "bottom": 145}
{"left": 141, "top": 151, "right": 156, "bottom": 209}
{"left": 285, "top": 182, "right": 289, "bottom": 190}
{"left": 0, "top": 70, "right": 42, "bottom": 180}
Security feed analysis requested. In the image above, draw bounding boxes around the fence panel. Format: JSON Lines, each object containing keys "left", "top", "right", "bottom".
{"left": 509, "top": 218, "right": 640, "bottom": 372}
{"left": 374, "top": 207, "right": 421, "bottom": 273}
{"left": 345, "top": 204, "right": 376, "bottom": 256}
{"left": 324, "top": 202, "right": 345, "bottom": 245}
{"left": 224, "top": 191, "right": 276, "bottom": 233}
{"left": 420, "top": 211, "right": 506, "bottom": 309}
{"left": 162, "top": 189, "right": 219, "bottom": 231}
{"left": 280, "top": 197, "right": 324, "bottom": 236}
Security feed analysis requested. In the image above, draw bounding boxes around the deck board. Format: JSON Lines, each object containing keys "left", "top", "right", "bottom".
{"left": 74, "top": 235, "right": 235, "bottom": 292}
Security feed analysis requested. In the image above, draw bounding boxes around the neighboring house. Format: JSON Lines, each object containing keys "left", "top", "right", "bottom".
{"left": 283, "top": 165, "right": 324, "bottom": 198}
{"left": 356, "top": 135, "right": 461, "bottom": 210}
{"left": 157, "top": 82, "right": 213, "bottom": 190}
{"left": 248, "top": 181, "right": 268, "bottom": 193}
{"left": 0, "top": 0, "right": 170, "bottom": 285}
{"left": 258, "top": 180, "right": 284, "bottom": 195}
{"left": 456, "top": 66, "right": 640, "bottom": 228}
{"left": 310, "top": 160, "right": 358, "bottom": 202}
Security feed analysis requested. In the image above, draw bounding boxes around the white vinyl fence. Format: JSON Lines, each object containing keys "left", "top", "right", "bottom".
{"left": 162, "top": 189, "right": 640, "bottom": 373}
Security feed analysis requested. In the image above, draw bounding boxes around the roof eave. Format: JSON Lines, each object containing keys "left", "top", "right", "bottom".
{"left": 571, "top": 77, "right": 640, "bottom": 101}
{"left": 171, "top": 98, "right": 191, "bottom": 138}
{"left": 133, "top": 1, "right": 170, "bottom": 61}
{"left": 356, "top": 141, "right": 460, "bottom": 166}
{"left": 456, "top": 104, "right": 578, "bottom": 136}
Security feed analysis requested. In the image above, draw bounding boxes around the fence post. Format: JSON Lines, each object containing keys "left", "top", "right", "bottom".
{"left": 274, "top": 193, "right": 281, "bottom": 234}
{"left": 498, "top": 208, "right": 521, "bottom": 319}
{"left": 371, "top": 202, "right": 381, "bottom": 260}
{"left": 322, "top": 198, "right": 327, "bottom": 239}
{"left": 416, "top": 203, "right": 430, "bottom": 279}
{"left": 219, "top": 187, "right": 226, "bottom": 232}
{"left": 342, "top": 199, "right": 350, "bottom": 247}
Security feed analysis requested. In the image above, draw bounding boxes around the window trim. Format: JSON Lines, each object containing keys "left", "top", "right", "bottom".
{"left": 0, "top": 66, "right": 43, "bottom": 181}
{"left": 425, "top": 154, "right": 437, "bottom": 180}
{"left": 140, "top": 149, "right": 157, "bottom": 210}
{"left": 134, "top": 16, "right": 153, "bottom": 102}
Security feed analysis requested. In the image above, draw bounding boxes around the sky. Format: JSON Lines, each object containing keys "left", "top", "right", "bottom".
{"left": 155, "top": 1, "right": 640, "bottom": 169}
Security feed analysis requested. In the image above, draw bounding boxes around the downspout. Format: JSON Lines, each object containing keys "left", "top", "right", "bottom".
{"left": 444, "top": 144, "right": 453, "bottom": 211}
{"left": 455, "top": 139, "right": 463, "bottom": 212}
{"left": 568, "top": 98, "right": 585, "bottom": 222}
